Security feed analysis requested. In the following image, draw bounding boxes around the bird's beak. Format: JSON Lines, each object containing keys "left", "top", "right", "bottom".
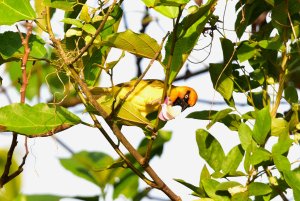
{"left": 180, "top": 100, "right": 189, "bottom": 111}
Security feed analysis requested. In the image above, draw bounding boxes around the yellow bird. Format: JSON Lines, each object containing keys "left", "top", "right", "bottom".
{"left": 90, "top": 79, "right": 198, "bottom": 128}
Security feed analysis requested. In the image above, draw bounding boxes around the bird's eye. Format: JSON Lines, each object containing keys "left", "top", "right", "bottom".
{"left": 184, "top": 91, "right": 190, "bottom": 101}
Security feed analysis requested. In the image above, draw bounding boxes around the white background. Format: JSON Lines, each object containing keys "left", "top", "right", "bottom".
{"left": 0, "top": 0, "right": 296, "bottom": 201}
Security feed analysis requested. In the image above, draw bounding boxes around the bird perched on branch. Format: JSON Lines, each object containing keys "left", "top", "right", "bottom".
{"left": 89, "top": 79, "right": 198, "bottom": 129}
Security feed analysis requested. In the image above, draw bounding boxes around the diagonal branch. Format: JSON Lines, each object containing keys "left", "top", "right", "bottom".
{"left": 45, "top": 3, "right": 181, "bottom": 200}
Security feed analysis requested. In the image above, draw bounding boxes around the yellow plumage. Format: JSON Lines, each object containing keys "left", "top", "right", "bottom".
{"left": 89, "top": 79, "right": 198, "bottom": 128}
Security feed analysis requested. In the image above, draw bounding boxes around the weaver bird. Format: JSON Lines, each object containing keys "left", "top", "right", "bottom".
{"left": 89, "top": 79, "right": 198, "bottom": 129}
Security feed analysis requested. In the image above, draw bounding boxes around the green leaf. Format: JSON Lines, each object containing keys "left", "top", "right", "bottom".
{"left": 284, "top": 170, "right": 300, "bottom": 193}
{"left": 271, "top": 118, "right": 289, "bottom": 137}
{"left": 0, "top": 0, "right": 36, "bottom": 25}
{"left": 153, "top": 6, "right": 179, "bottom": 18}
{"left": 220, "top": 38, "right": 235, "bottom": 64}
{"left": 140, "top": 0, "right": 190, "bottom": 18}
{"left": 43, "top": 0, "right": 76, "bottom": 11}
{"left": 247, "top": 91, "right": 270, "bottom": 110}
{"left": 273, "top": 154, "right": 291, "bottom": 172}
{"left": 187, "top": 110, "right": 241, "bottom": 131}
{"left": 163, "top": 0, "right": 217, "bottom": 83}
{"left": 102, "top": 30, "right": 161, "bottom": 60}
{"left": 18, "top": 194, "right": 63, "bottom": 201}
{"left": 206, "top": 108, "right": 233, "bottom": 129}
{"left": 238, "top": 123, "right": 254, "bottom": 151}
{"left": 248, "top": 182, "right": 272, "bottom": 196}
{"left": 137, "top": 130, "right": 172, "bottom": 158}
{"left": 82, "top": 24, "right": 97, "bottom": 35}
{"left": 237, "top": 41, "right": 259, "bottom": 63}
{"left": 79, "top": 4, "right": 91, "bottom": 22}
{"left": 199, "top": 165, "right": 210, "bottom": 197}
{"left": 113, "top": 173, "right": 138, "bottom": 199}
{"left": 221, "top": 145, "right": 244, "bottom": 175}
{"left": 258, "top": 35, "right": 282, "bottom": 50}
{"left": 6, "top": 61, "right": 51, "bottom": 100}
{"left": 235, "top": 1, "right": 271, "bottom": 38}
{"left": 60, "top": 151, "right": 115, "bottom": 189}
{"left": 61, "top": 18, "right": 83, "bottom": 28}
{"left": 142, "top": 0, "right": 189, "bottom": 7}
{"left": 83, "top": 5, "right": 123, "bottom": 86}
{"left": 202, "top": 179, "right": 230, "bottom": 201}
{"left": 284, "top": 85, "right": 298, "bottom": 104}
{"left": 175, "top": 179, "right": 203, "bottom": 196}
{"left": 196, "top": 129, "right": 225, "bottom": 172}
{"left": 0, "top": 32, "right": 48, "bottom": 63}
{"left": 250, "top": 147, "right": 272, "bottom": 166}
{"left": 0, "top": 103, "right": 81, "bottom": 136}
{"left": 216, "top": 181, "right": 242, "bottom": 191}
{"left": 209, "top": 63, "right": 234, "bottom": 101}
{"left": 252, "top": 106, "right": 271, "bottom": 145}
{"left": 0, "top": 149, "right": 21, "bottom": 201}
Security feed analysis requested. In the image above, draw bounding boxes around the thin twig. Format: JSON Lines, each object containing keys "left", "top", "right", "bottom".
{"left": 45, "top": 3, "right": 181, "bottom": 200}
{"left": 71, "top": 0, "right": 118, "bottom": 64}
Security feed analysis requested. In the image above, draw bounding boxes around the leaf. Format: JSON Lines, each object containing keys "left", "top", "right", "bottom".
{"left": 163, "top": 0, "right": 217, "bottom": 83}
{"left": 220, "top": 38, "right": 235, "bottom": 65}
{"left": 284, "top": 85, "right": 298, "bottom": 104}
{"left": 175, "top": 179, "right": 203, "bottom": 196}
{"left": 235, "top": 1, "right": 271, "bottom": 38}
{"left": 153, "top": 6, "right": 179, "bottom": 18}
{"left": 83, "top": 5, "right": 123, "bottom": 86}
{"left": 113, "top": 173, "right": 138, "bottom": 199}
{"left": 43, "top": 0, "right": 76, "bottom": 11}
{"left": 60, "top": 151, "right": 115, "bottom": 190}
{"left": 0, "top": 149, "right": 21, "bottom": 201}
{"left": 271, "top": 118, "right": 289, "bottom": 137}
{"left": 102, "top": 30, "right": 161, "bottom": 60}
{"left": 140, "top": 0, "right": 189, "bottom": 18}
{"left": 0, "top": 0, "right": 36, "bottom": 25}
{"left": 202, "top": 179, "right": 230, "bottom": 201}
{"left": 221, "top": 145, "right": 244, "bottom": 175}
{"left": 284, "top": 170, "right": 300, "bottom": 193}
{"left": 82, "top": 24, "right": 97, "bottom": 35}
{"left": 61, "top": 18, "right": 83, "bottom": 28}
{"left": 252, "top": 106, "right": 271, "bottom": 145}
{"left": 196, "top": 129, "right": 225, "bottom": 172}
{"left": 18, "top": 194, "right": 63, "bottom": 201}
{"left": 187, "top": 110, "right": 241, "bottom": 131}
{"left": 0, "top": 103, "right": 81, "bottom": 136}
{"left": 247, "top": 91, "right": 270, "bottom": 110}
{"left": 206, "top": 108, "right": 233, "bottom": 129}
{"left": 216, "top": 181, "right": 242, "bottom": 191}
{"left": 273, "top": 154, "right": 291, "bottom": 172}
{"left": 142, "top": 0, "right": 189, "bottom": 7}
{"left": 238, "top": 123, "right": 254, "bottom": 151}
{"left": 237, "top": 41, "right": 259, "bottom": 63}
{"left": 0, "top": 32, "right": 48, "bottom": 63}
{"left": 248, "top": 182, "right": 272, "bottom": 196}
{"left": 199, "top": 165, "right": 211, "bottom": 197}
{"left": 258, "top": 35, "right": 282, "bottom": 50}
{"left": 250, "top": 147, "right": 272, "bottom": 166}
{"left": 137, "top": 130, "right": 172, "bottom": 158}
{"left": 79, "top": 4, "right": 91, "bottom": 23}
{"left": 209, "top": 63, "right": 234, "bottom": 101}
{"left": 6, "top": 61, "right": 52, "bottom": 100}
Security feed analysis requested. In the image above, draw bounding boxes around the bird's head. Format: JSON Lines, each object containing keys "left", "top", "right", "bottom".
{"left": 169, "top": 86, "right": 198, "bottom": 111}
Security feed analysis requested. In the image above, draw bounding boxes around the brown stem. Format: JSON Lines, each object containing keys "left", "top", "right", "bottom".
{"left": 70, "top": 0, "right": 118, "bottom": 64}
{"left": 45, "top": 2, "right": 181, "bottom": 199}
{"left": 0, "top": 22, "right": 32, "bottom": 188}
{"left": 264, "top": 167, "right": 288, "bottom": 201}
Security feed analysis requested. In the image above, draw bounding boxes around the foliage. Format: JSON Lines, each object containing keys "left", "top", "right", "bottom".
{"left": 0, "top": 0, "right": 299, "bottom": 201}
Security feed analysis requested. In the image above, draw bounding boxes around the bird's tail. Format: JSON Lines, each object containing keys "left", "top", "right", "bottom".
{"left": 89, "top": 87, "right": 114, "bottom": 99}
